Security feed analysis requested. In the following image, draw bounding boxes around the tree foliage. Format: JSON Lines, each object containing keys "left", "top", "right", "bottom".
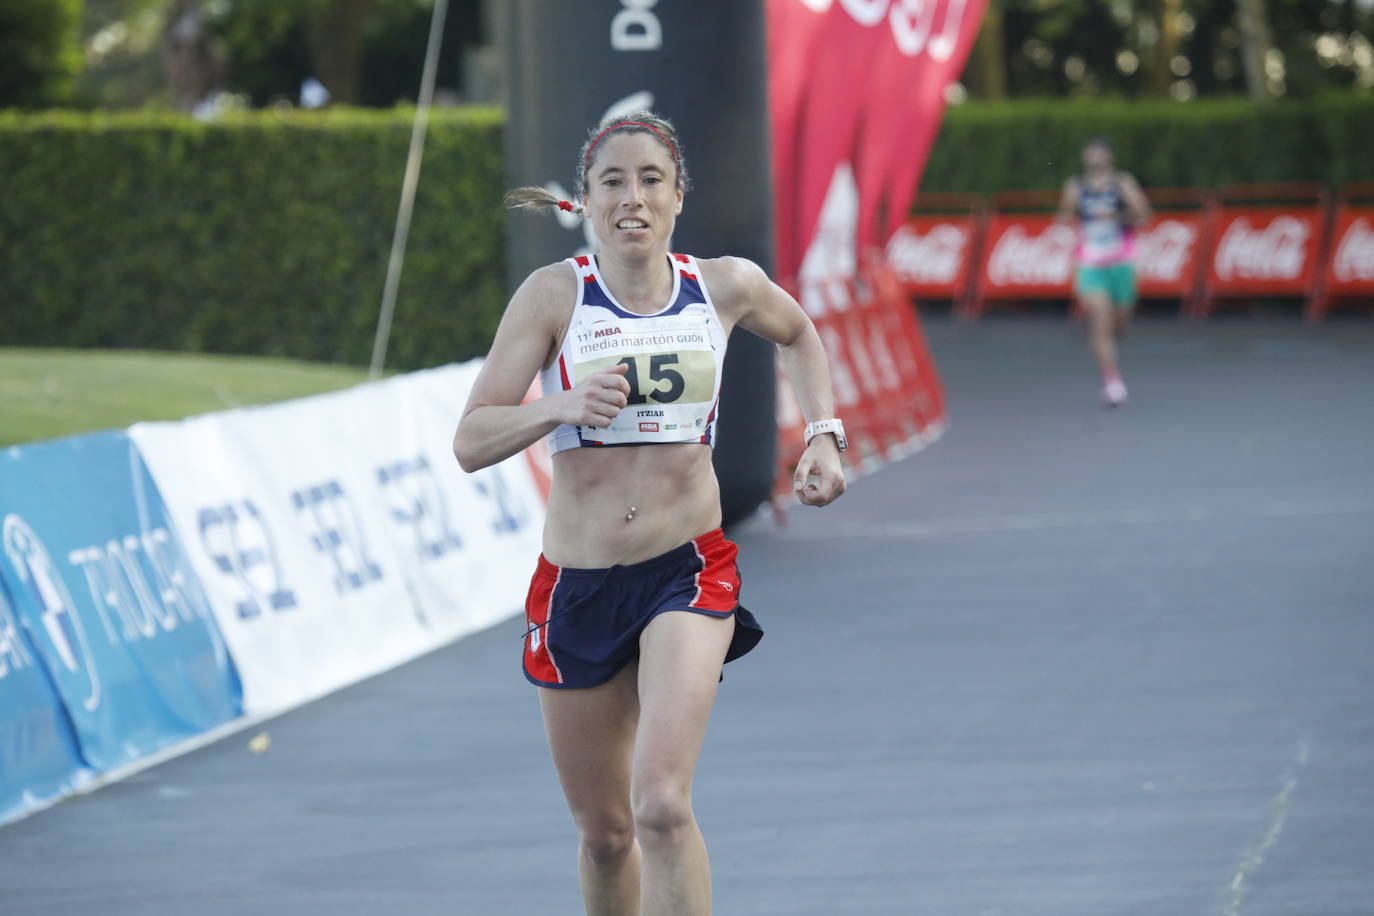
{"left": 962, "top": 0, "right": 1374, "bottom": 101}
{"left": 0, "top": 0, "right": 83, "bottom": 108}
{"left": 213, "top": 0, "right": 482, "bottom": 106}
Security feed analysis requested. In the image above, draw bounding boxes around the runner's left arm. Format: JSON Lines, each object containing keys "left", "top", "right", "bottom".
{"left": 1055, "top": 177, "right": 1079, "bottom": 225}
{"left": 1119, "top": 173, "right": 1153, "bottom": 227}
{"left": 709, "top": 257, "right": 845, "bottom": 508}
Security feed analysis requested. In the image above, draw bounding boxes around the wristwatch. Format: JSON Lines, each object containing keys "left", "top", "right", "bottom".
{"left": 804, "top": 418, "right": 848, "bottom": 451}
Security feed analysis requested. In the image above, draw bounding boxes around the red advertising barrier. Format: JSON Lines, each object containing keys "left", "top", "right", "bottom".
{"left": 774, "top": 253, "right": 946, "bottom": 507}
{"left": 1311, "top": 183, "right": 1374, "bottom": 319}
{"left": 1197, "top": 184, "right": 1330, "bottom": 317}
{"left": 888, "top": 183, "right": 1374, "bottom": 321}
{"left": 1133, "top": 189, "right": 1211, "bottom": 313}
{"left": 886, "top": 194, "right": 983, "bottom": 309}
{"left": 969, "top": 213, "right": 1076, "bottom": 315}
{"left": 967, "top": 188, "right": 1211, "bottom": 317}
{"left": 1135, "top": 214, "right": 1207, "bottom": 302}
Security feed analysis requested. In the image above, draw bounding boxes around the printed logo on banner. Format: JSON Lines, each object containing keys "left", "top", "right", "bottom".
{"left": 1333, "top": 217, "right": 1374, "bottom": 283}
{"left": 0, "top": 582, "right": 34, "bottom": 678}
{"left": 886, "top": 223, "right": 969, "bottom": 286}
{"left": 377, "top": 455, "right": 464, "bottom": 561}
{"left": 198, "top": 500, "right": 298, "bottom": 620}
{"left": 290, "top": 480, "right": 384, "bottom": 594}
{"left": 987, "top": 224, "right": 1076, "bottom": 286}
{"left": 67, "top": 527, "right": 214, "bottom": 645}
{"left": 800, "top": 0, "right": 974, "bottom": 59}
{"left": 2, "top": 515, "right": 102, "bottom": 711}
{"left": 1215, "top": 216, "right": 1311, "bottom": 281}
{"left": 1135, "top": 219, "right": 1199, "bottom": 284}
{"left": 471, "top": 467, "right": 529, "bottom": 535}
{"left": 799, "top": 163, "right": 861, "bottom": 318}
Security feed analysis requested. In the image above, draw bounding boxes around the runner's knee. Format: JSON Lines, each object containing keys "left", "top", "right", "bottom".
{"left": 1085, "top": 305, "right": 1113, "bottom": 333}
{"left": 632, "top": 782, "right": 693, "bottom": 847}
{"left": 577, "top": 814, "right": 636, "bottom": 866}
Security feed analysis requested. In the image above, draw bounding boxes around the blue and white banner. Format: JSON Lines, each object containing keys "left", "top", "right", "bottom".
{"left": 129, "top": 362, "right": 544, "bottom": 715}
{"left": 0, "top": 432, "right": 243, "bottom": 774}
{"left": 0, "top": 574, "right": 93, "bottom": 824}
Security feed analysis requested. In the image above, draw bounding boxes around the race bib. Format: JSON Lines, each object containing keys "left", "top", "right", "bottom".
{"left": 568, "top": 309, "right": 719, "bottom": 444}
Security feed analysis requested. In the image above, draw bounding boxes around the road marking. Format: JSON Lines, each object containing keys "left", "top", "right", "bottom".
{"left": 1223, "top": 740, "right": 1309, "bottom": 916}
{"left": 783, "top": 497, "right": 1374, "bottom": 540}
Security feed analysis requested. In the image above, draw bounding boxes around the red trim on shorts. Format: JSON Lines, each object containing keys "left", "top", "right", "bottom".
{"left": 689, "top": 529, "right": 740, "bottom": 614}
{"left": 523, "top": 559, "right": 564, "bottom": 684}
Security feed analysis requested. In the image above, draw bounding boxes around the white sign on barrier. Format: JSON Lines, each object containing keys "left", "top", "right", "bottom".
{"left": 130, "top": 362, "right": 545, "bottom": 715}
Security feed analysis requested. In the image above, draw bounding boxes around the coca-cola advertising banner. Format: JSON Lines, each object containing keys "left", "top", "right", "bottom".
{"left": 1208, "top": 207, "right": 1323, "bottom": 295}
{"left": 1136, "top": 215, "right": 1206, "bottom": 298}
{"left": 1326, "top": 208, "right": 1374, "bottom": 294}
{"left": 978, "top": 216, "right": 1075, "bottom": 298}
{"left": 886, "top": 217, "right": 977, "bottom": 299}
{"left": 975, "top": 212, "right": 1209, "bottom": 308}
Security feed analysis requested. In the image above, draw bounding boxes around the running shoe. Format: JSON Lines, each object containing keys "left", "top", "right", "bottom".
{"left": 1102, "top": 378, "right": 1128, "bottom": 407}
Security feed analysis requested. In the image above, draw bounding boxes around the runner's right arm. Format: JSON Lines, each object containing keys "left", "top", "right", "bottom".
{"left": 454, "top": 265, "right": 630, "bottom": 473}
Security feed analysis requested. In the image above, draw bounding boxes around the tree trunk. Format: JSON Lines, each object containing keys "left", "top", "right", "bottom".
{"left": 303, "top": 0, "right": 379, "bottom": 106}
{"left": 1148, "top": 0, "right": 1183, "bottom": 97}
{"left": 968, "top": 5, "right": 1006, "bottom": 100}
{"left": 1234, "top": 0, "right": 1275, "bottom": 100}
{"left": 161, "top": 0, "right": 225, "bottom": 111}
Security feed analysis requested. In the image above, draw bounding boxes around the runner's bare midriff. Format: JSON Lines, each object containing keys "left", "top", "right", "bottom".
{"left": 542, "top": 442, "right": 721, "bottom": 568}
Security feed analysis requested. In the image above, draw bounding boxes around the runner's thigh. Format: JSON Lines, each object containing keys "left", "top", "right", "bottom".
{"left": 540, "top": 661, "right": 640, "bottom": 826}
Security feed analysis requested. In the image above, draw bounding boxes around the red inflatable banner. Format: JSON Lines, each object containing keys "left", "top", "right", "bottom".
{"left": 766, "top": 0, "right": 984, "bottom": 495}
{"left": 775, "top": 258, "right": 946, "bottom": 481}
{"left": 768, "top": 0, "right": 989, "bottom": 277}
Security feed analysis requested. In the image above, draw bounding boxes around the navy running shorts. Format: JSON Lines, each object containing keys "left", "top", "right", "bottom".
{"left": 522, "top": 528, "right": 764, "bottom": 688}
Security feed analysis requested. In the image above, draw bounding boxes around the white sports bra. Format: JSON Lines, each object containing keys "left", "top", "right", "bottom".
{"left": 539, "top": 253, "right": 728, "bottom": 454}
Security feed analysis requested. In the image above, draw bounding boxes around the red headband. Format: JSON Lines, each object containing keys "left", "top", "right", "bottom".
{"left": 583, "top": 121, "right": 679, "bottom": 173}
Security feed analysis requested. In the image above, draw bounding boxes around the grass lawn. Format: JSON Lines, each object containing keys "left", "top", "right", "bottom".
{"left": 0, "top": 348, "right": 375, "bottom": 448}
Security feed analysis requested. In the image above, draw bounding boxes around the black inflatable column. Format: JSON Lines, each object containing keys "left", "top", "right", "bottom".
{"left": 503, "top": 0, "right": 777, "bottom": 527}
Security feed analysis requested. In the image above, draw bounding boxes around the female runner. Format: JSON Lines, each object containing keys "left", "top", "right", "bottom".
{"left": 1057, "top": 137, "right": 1152, "bottom": 406}
{"left": 453, "top": 111, "right": 847, "bottom": 915}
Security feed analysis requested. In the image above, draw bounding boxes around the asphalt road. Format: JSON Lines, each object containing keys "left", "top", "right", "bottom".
{"left": 3, "top": 316, "right": 1372, "bottom": 916}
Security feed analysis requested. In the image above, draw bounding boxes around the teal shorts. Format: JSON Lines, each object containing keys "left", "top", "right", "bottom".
{"left": 1075, "top": 262, "right": 1137, "bottom": 308}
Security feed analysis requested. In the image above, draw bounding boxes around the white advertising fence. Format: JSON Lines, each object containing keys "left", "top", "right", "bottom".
{"left": 3, "top": 361, "right": 544, "bottom": 824}
{"left": 128, "top": 362, "right": 544, "bottom": 716}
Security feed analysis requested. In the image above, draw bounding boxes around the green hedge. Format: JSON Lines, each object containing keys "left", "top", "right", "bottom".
{"left": 5, "top": 97, "right": 1372, "bottom": 369}
{"left": 921, "top": 95, "right": 1374, "bottom": 195}
{"left": 0, "top": 107, "right": 506, "bottom": 370}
